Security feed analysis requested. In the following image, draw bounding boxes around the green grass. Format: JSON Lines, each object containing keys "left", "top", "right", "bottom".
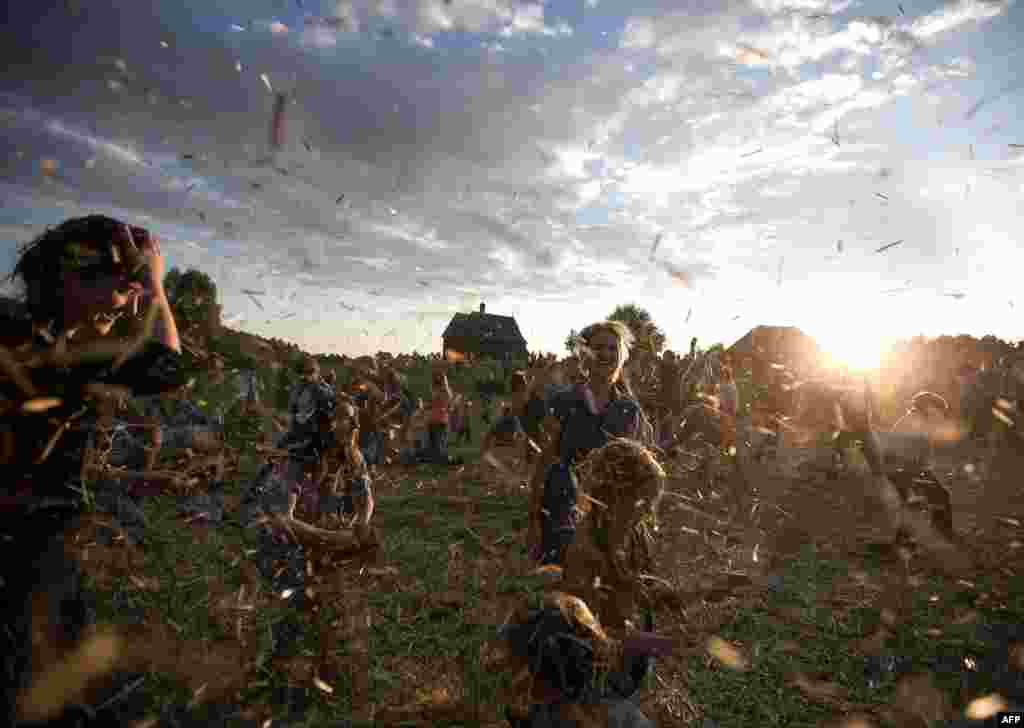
{"left": 81, "top": 444, "right": 1024, "bottom": 727}
{"left": 680, "top": 542, "right": 1024, "bottom": 726}
{"left": 680, "top": 546, "right": 877, "bottom": 726}
{"left": 83, "top": 458, "right": 531, "bottom": 726}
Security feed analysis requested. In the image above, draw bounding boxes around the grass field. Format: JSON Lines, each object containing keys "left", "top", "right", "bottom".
{"left": 68, "top": 419, "right": 1024, "bottom": 727}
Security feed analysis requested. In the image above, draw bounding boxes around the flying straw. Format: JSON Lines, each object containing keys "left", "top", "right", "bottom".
{"left": 649, "top": 232, "right": 663, "bottom": 260}
{"left": 270, "top": 93, "right": 287, "bottom": 150}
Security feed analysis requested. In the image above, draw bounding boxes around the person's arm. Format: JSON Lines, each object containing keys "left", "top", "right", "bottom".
{"left": 527, "top": 416, "right": 561, "bottom": 548}
{"left": 124, "top": 225, "right": 180, "bottom": 354}
{"left": 148, "top": 285, "right": 181, "bottom": 355}
{"left": 405, "top": 412, "right": 424, "bottom": 447}
{"left": 375, "top": 399, "right": 403, "bottom": 426}
{"left": 359, "top": 378, "right": 386, "bottom": 401}
{"left": 481, "top": 430, "right": 496, "bottom": 454}
{"left": 526, "top": 388, "right": 569, "bottom": 543}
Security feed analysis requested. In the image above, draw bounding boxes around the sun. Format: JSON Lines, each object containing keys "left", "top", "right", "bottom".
{"left": 815, "top": 329, "right": 891, "bottom": 373}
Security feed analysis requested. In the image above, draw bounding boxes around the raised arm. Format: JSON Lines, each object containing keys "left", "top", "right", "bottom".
{"left": 527, "top": 413, "right": 561, "bottom": 551}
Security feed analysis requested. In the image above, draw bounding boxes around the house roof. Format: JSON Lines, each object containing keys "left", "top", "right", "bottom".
{"left": 442, "top": 311, "right": 527, "bottom": 347}
{"left": 728, "top": 325, "right": 822, "bottom": 359}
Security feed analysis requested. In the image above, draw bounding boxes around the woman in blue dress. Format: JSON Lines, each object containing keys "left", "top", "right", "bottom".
{"left": 527, "top": 320, "right": 651, "bottom": 566}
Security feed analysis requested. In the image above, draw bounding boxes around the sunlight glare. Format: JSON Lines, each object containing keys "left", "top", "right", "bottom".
{"left": 816, "top": 327, "right": 890, "bottom": 372}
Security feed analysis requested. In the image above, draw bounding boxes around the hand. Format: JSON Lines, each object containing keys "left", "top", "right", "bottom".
{"left": 119, "top": 224, "right": 165, "bottom": 293}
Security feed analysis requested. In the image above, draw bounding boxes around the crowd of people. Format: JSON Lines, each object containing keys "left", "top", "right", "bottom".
{"left": 1, "top": 215, "right": 1020, "bottom": 727}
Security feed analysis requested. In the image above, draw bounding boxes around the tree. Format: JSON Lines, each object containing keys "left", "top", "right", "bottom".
{"left": 164, "top": 267, "right": 219, "bottom": 334}
{"left": 607, "top": 304, "right": 666, "bottom": 356}
{"left": 564, "top": 329, "right": 580, "bottom": 355}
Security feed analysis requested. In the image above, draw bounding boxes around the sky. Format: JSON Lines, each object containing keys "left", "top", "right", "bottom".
{"left": 0, "top": 0, "right": 1021, "bottom": 366}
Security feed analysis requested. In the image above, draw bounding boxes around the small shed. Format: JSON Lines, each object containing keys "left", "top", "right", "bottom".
{"left": 442, "top": 303, "right": 528, "bottom": 362}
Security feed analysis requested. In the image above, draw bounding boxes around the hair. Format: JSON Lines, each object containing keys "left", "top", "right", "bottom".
{"left": 579, "top": 320, "right": 636, "bottom": 399}
{"left": 10, "top": 214, "right": 140, "bottom": 331}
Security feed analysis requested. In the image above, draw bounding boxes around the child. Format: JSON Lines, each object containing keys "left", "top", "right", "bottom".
{"left": 428, "top": 372, "right": 457, "bottom": 464}
{"left": 718, "top": 365, "right": 740, "bottom": 451}
{"left": 281, "top": 358, "right": 336, "bottom": 493}
{"left": 394, "top": 399, "right": 429, "bottom": 465}
{"left": 498, "top": 439, "right": 665, "bottom": 728}
{"left": 513, "top": 370, "right": 548, "bottom": 470}
{"left": 482, "top": 404, "right": 525, "bottom": 454}
{"left": 455, "top": 398, "right": 473, "bottom": 445}
{"left": 449, "top": 396, "right": 464, "bottom": 447}
{"left": 320, "top": 401, "right": 375, "bottom": 541}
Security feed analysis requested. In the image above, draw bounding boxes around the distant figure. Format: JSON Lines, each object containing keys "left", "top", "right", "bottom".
{"left": 718, "top": 365, "right": 739, "bottom": 451}
{"left": 482, "top": 405, "right": 526, "bottom": 455}
{"left": 239, "top": 368, "right": 262, "bottom": 411}
{"left": 281, "top": 358, "right": 336, "bottom": 493}
{"left": 449, "top": 395, "right": 464, "bottom": 446}
{"left": 956, "top": 363, "right": 979, "bottom": 431}
{"left": 327, "top": 401, "right": 374, "bottom": 531}
{"left": 659, "top": 349, "right": 682, "bottom": 413}
{"left": 454, "top": 399, "right": 473, "bottom": 445}
{"left": 428, "top": 372, "right": 455, "bottom": 464}
{"left": 719, "top": 365, "right": 739, "bottom": 418}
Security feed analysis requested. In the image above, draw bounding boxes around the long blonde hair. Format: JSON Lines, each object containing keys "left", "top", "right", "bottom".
{"left": 579, "top": 320, "right": 636, "bottom": 399}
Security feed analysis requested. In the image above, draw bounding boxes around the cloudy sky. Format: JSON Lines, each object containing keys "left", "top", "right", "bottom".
{"left": 0, "top": 0, "right": 1021, "bottom": 366}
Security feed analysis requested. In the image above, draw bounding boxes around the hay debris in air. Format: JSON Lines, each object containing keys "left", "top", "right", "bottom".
{"left": 21, "top": 396, "right": 62, "bottom": 413}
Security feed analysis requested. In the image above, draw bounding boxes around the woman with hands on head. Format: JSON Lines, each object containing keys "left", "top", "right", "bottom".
{"left": 2, "top": 215, "right": 187, "bottom": 728}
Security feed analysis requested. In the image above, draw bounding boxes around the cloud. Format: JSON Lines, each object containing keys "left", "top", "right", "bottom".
{"left": 296, "top": 0, "right": 568, "bottom": 38}
{"left": 0, "top": 0, "right": 1020, "bottom": 356}
{"left": 909, "top": 0, "right": 1011, "bottom": 41}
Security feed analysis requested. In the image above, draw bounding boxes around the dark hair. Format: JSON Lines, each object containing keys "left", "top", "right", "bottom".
{"left": 10, "top": 214, "right": 149, "bottom": 330}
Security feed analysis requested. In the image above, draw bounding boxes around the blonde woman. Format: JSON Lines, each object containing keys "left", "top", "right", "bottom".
{"left": 527, "top": 321, "right": 652, "bottom": 566}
